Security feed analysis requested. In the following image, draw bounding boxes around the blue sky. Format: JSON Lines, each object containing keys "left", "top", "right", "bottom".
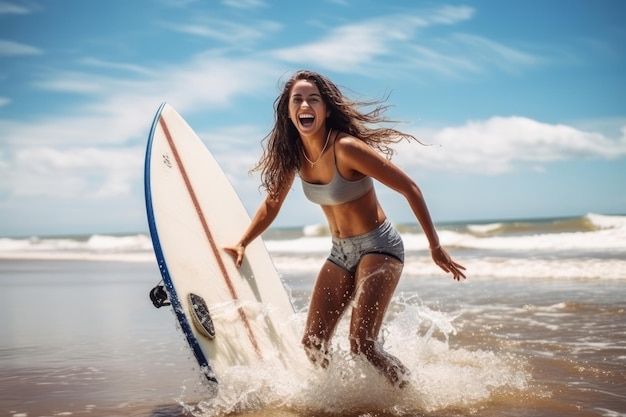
{"left": 1, "top": 0, "right": 625, "bottom": 237}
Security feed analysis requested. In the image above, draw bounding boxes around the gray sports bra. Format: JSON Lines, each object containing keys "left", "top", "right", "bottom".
{"left": 300, "top": 138, "right": 373, "bottom": 206}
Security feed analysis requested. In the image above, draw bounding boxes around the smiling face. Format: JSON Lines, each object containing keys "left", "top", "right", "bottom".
{"left": 288, "top": 79, "right": 329, "bottom": 138}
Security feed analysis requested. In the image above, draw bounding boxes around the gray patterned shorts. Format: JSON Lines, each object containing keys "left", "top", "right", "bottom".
{"left": 328, "top": 219, "right": 404, "bottom": 273}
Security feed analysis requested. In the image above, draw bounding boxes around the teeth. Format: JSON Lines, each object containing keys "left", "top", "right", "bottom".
{"left": 299, "top": 114, "right": 315, "bottom": 119}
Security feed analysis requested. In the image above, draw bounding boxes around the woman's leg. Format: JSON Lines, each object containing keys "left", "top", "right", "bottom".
{"left": 349, "top": 253, "right": 409, "bottom": 387}
{"left": 302, "top": 260, "right": 355, "bottom": 368}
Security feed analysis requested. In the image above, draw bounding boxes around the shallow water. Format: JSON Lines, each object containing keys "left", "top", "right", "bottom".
{"left": 1, "top": 257, "right": 625, "bottom": 417}
{"left": 2, "top": 214, "right": 626, "bottom": 416}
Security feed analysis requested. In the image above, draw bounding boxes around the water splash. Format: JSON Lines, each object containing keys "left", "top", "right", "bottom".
{"left": 178, "top": 295, "right": 530, "bottom": 416}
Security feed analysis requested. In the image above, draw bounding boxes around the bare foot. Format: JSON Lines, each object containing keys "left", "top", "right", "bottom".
{"left": 359, "top": 345, "right": 411, "bottom": 389}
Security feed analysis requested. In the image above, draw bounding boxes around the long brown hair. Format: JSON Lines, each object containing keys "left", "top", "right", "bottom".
{"left": 254, "top": 70, "right": 417, "bottom": 199}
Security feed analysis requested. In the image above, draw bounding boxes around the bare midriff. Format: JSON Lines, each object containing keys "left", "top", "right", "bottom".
{"left": 321, "top": 188, "right": 387, "bottom": 239}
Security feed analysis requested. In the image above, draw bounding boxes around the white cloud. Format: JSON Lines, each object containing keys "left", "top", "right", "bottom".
{"left": 0, "top": 112, "right": 145, "bottom": 147}
{"left": 451, "top": 33, "right": 542, "bottom": 73}
{"left": 1, "top": 146, "right": 144, "bottom": 199}
{"left": 33, "top": 71, "right": 109, "bottom": 94}
{"left": 271, "top": 6, "right": 542, "bottom": 79}
{"left": 0, "top": 39, "right": 42, "bottom": 56}
{"left": 391, "top": 34, "right": 543, "bottom": 80}
{"left": 0, "top": 4, "right": 622, "bottom": 235}
{"left": 0, "top": 16, "right": 619, "bottom": 204}
{"left": 221, "top": 0, "right": 266, "bottom": 9}
{"left": 396, "top": 116, "right": 626, "bottom": 174}
{"left": 1, "top": 55, "right": 280, "bottom": 148}
{"left": 162, "top": 18, "right": 280, "bottom": 45}
{"left": 270, "top": 5, "right": 474, "bottom": 71}
{"left": 3, "top": 106, "right": 623, "bottom": 205}
{"left": 79, "top": 58, "right": 154, "bottom": 76}
{"left": 0, "top": 54, "right": 283, "bottom": 203}
{"left": 404, "top": 45, "right": 483, "bottom": 78}
{"left": 0, "top": 2, "right": 31, "bottom": 14}
{"left": 426, "top": 5, "right": 474, "bottom": 25}
{"left": 198, "top": 124, "right": 270, "bottom": 187}
{"left": 272, "top": 17, "right": 415, "bottom": 71}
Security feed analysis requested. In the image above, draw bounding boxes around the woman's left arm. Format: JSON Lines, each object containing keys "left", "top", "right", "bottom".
{"left": 338, "top": 137, "right": 466, "bottom": 280}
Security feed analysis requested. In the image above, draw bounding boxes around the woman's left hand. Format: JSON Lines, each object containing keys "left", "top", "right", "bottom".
{"left": 431, "top": 246, "right": 466, "bottom": 281}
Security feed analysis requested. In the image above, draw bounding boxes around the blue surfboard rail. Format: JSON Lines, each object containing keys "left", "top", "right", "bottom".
{"left": 144, "top": 102, "right": 217, "bottom": 384}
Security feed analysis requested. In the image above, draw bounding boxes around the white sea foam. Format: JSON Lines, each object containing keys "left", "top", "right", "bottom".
{"left": 449, "top": 227, "right": 626, "bottom": 251}
{"left": 265, "top": 236, "right": 331, "bottom": 254}
{"left": 302, "top": 223, "right": 328, "bottom": 237}
{"left": 273, "top": 254, "right": 626, "bottom": 280}
{"left": 586, "top": 212, "right": 626, "bottom": 229}
{"left": 467, "top": 222, "right": 504, "bottom": 235}
{"left": 184, "top": 302, "right": 529, "bottom": 416}
{"left": 1, "top": 214, "right": 624, "bottom": 281}
{"left": 0, "top": 234, "right": 154, "bottom": 261}
{"left": 272, "top": 213, "right": 626, "bottom": 253}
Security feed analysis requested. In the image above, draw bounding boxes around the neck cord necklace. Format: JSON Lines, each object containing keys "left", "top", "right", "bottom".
{"left": 303, "top": 128, "right": 332, "bottom": 166}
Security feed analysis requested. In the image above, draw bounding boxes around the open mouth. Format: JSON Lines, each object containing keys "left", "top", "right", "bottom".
{"left": 298, "top": 114, "right": 315, "bottom": 127}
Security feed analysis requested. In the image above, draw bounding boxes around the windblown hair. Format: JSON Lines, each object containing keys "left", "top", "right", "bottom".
{"left": 254, "top": 70, "right": 418, "bottom": 199}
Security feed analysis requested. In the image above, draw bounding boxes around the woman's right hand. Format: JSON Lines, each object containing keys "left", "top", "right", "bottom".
{"left": 224, "top": 243, "right": 246, "bottom": 268}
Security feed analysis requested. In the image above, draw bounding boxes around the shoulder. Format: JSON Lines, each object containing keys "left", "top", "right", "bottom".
{"left": 334, "top": 132, "right": 372, "bottom": 156}
{"left": 334, "top": 132, "right": 385, "bottom": 174}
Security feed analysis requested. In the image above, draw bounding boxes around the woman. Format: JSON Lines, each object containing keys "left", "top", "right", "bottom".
{"left": 226, "top": 70, "right": 465, "bottom": 388}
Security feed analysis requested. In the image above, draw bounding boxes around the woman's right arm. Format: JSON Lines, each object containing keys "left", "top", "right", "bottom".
{"left": 225, "top": 172, "right": 295, "bottom": 268}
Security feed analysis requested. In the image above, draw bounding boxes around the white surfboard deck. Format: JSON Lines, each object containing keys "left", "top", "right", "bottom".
{"left": 144, "top": 103, "right": 300, "bottom": 383}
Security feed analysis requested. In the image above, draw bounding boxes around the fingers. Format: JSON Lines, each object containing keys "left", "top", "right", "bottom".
{"left": 224, "top": 245, "right": 245, "bottom": 268}
{"left": 236, "top": 248, "right": 244, "bottom": 268}
{"left": 434, "top": 252, "right": 466, "bottom": 281}
{"left": 452, "top": 266, "right": 466, "bottom": 281}
{"left": 442, "top": 260, "right": 465, "bottom": 281}
{"left": 450, "top": 260, "right": 467, "bottom": 280}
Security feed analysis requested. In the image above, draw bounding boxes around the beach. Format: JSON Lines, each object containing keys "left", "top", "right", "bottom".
{"left": 1, "top": 213, "right": 625, "bottom": 417}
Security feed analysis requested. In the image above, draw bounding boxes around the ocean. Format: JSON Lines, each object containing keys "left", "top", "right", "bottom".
{"left": 1, "top": 213, "right": 625, "bottom": 417}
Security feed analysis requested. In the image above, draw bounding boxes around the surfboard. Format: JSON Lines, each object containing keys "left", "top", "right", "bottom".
{"left": 144, "top": 103, "right": 300, "bottom": 383}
